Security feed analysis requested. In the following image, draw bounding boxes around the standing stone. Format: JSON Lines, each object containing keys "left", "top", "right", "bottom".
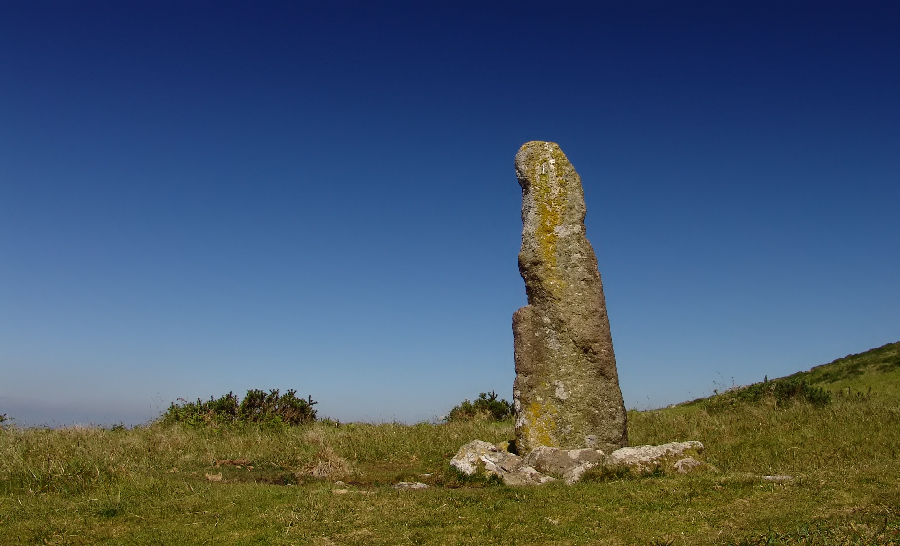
{"left": 513, "top": 141, "right": 627, "bottom": 455}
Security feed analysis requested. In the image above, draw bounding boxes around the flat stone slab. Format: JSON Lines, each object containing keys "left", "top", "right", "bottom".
{"left": 606, "top": 441, "right": 704, "bottom": 473}
{"left": 393, "top": 482, "right": 429, "bottom": 490}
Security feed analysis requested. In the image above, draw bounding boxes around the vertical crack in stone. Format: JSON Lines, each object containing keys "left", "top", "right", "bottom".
{"left": 513, "top": 141, "right": 628, "bottom": 455}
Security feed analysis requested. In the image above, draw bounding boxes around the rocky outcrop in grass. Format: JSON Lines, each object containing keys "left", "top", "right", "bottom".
{"left": 450, "top": 439, "right": 706, "bottom": 485}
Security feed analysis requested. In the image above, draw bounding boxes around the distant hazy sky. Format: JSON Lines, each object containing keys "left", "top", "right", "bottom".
{"left": 2, "top": 1, "right": 898, "bottom": 426}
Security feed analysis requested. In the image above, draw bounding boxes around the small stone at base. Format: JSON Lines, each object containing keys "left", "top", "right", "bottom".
{"left": 393, "top": 482, "right": 429, "bottom": 490}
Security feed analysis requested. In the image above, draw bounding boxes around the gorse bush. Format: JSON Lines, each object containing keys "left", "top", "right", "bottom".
{"left": 702, "top": 377, "right": 831, "bottom": 413}
{"left": 161, "top": 389, "right": 317, "bottom": 427}
{"left": 445, "top": 391, "right": 514, "bottom": 422}
{"left": 771, "top": 378, "right": 832, "bottom": 406}
{"left": 238, "top": 389, "right": 317, "bottom": 425}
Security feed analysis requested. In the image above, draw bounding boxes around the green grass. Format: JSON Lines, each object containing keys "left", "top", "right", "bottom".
{"left": 789, "top": 341, "right": 900, "bottom": 396}
{"left": 2, "top": 342, "right": 899, "bottom": 544}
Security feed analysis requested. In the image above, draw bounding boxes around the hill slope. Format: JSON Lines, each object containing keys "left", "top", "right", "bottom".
{"left": 784, "top": 341, "right": 900, "bottom": 396}
{"left": 676, "top": 340, "right": 900, "bottom": 411}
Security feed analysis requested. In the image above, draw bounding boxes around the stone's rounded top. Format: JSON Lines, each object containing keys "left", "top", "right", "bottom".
{"left": 517, "top": 140, "right": 558, "bottom": 150}
{"left": 517, "top": 140, "right": 559, "bottom": 151}
{"left": 515, "top": 141, "right": 563, "bottom": 180}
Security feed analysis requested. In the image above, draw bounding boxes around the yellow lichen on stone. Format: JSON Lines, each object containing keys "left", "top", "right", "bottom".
{"left": 523, "top": 399, "right": 557, "bottom": 448}
{"left": 513, "top": 141, "right": 628, "bottom": 455}
{"left": 528, "top": 147, "right": 569, "bottom": 298}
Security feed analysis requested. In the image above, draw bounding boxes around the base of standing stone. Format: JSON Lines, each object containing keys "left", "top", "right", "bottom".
{"left": 450, "top": 439, "right": 708, "bottom": 486}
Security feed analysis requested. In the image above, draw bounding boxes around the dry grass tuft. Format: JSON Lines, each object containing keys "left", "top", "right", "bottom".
{"left": 299, "top": 446, "right": 353, "bottom": 480}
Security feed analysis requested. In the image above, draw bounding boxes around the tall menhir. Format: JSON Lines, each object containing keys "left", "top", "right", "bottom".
{"left": 512, "top": 141, "right": 628, "bottom": 455}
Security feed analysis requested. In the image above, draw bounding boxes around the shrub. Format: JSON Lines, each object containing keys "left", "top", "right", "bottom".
{"left": 445, "top": 391, "right": 514, "bottom": 422}
{"left": 160, "top": 389, "right": 317, "bottom": 427}
{"left": 238, "top": 389, "right": 317, "bottom": 425}
{"left": 704, "top": 378, "right": 831, "bottom": 412}
{"left": 772, "top": 378, "right": 831, "bottom": 406}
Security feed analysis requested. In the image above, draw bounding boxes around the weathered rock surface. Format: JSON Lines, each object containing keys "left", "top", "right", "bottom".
{"left": 761, "top": 475, "right": 793, "bottom": 483}
{"left": 673, "top": 457, "right": 704, "bottom": 474}
{"left": 393, "top": 481, "right": 429, "bottom": 490}
{"left": 450, "top": 439, "right": 705, "bottom": 485}
{"left": 523, "top": 446, "right": 604, "bottom": 484}
{"left": 523, "top": 446, "right": 603, "bottom": 475}
{"left": 512, "top": 141, "right": 627, "bottom": 455}
{"left": 448, "top": 440, "right": 496, "bottom": 475}
{"left": 606, "top": 441, "right": 704, "bottom": 473}
{"left": 449, "top": 440, "right": 555, "bottom": 486}
{"left": 483, "top": 453, "right": 556, "bottom": 486}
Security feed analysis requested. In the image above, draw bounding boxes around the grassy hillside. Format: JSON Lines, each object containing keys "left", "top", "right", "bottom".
{"left": 1, "top": 343, "right": 899, "bottom": 545}
{"left": 787, "top": 341, "right": 900, "bottom": 396}
{"left": 675, "top": 341, "right": 900, "bottom": 413}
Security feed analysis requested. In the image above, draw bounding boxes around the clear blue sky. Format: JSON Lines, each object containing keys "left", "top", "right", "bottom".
{"left": 2, "top": 1, "right": 898, "bottom": 426}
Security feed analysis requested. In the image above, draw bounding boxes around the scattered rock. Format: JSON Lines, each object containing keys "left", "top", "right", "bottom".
{"left": 563, "top": 462, "right": 598, "bottom": 485}
{"left": 451, "top": 439, "right": 708, "bottom": 485}
{"left": 449, "top": 440, "right": 497, "bottom": 475}
{"left": 393, "top": 482, "right": 429, "bottom": 490}
{"left": 762, "top": 475, "right": 793, "bottom": 483}
{"left": 523, "top": 446, "right": 604, "bottom": 480}
{"left": 205, "top": 472, "right": 223, "bottom": 482}
{"left": 606, "top": 441, "right": 704, "bottom": 474}
{"left": 673, "top": 457, "right": 704, "bottom": 474}
{"left": 482, "top": 451, "right": 556, "bottom": 486}
{"left": 512, "top": 141, "right": 627, "bottom": 455}
{"left": 332, "top": 487, "right": 374, "bottom": 495}
{"left": 449, "top": 440, "right": 555, "bottom": 486}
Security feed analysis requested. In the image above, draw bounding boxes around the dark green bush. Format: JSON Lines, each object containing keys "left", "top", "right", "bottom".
{"left": 161, "top": 389, "right": 317, "bottom": 427}
{"left": 772, "top": 378, "right": 831, "bottom": 406}
{"left": 445, "top": 391, "right": 514, "bottom": 422}
{"left": 704, "top": 378, "right": 831, "bottom": 413}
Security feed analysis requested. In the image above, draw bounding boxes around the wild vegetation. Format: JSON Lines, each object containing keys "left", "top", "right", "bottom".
{"left": 1, "top": 342, "right": 898, "bottom": 544}
{"left": 160, "top": 388, "right": 318, "bottom": 427}
{"left": 444, "top": 391, "right": 514, "bottom": 422}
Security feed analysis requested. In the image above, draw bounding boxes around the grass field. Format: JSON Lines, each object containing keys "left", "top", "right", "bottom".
{"left": 2, "top": 342, "right": 899, "bottom": 545}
